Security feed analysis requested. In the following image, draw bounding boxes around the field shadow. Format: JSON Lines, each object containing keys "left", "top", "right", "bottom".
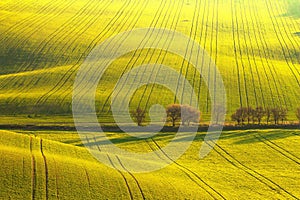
{"left": 233, "top": 130, "right": 298, "bottom": 145}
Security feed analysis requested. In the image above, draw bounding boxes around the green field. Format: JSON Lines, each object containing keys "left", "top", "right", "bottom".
{"left": 0, "top": 0, "right": 299, "bottom": 119}
{"left": 0, "top": 129, "right": 299, "bottom": 199}
{"left": 1, "top": 0, "right": 300, "bottom": 199}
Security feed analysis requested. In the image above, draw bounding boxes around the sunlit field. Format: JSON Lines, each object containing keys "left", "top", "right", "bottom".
{"left": 0, "top": 0, "right": 299, "bottom": 199}
{"left": 0, "top": 0, "right": 299, "bottom": 118}
{"left": 1, "top": 129, "right": 299, "bottom": 199}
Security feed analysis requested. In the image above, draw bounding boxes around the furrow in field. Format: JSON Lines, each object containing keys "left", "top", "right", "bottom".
{"left": 244, "top": 0, "right": 282, "bottom": 108}
{"left": 125, "top": 0, "right": 180, "bottom": 111}
{"left": 149, "top": 138, "right": 226, "bottom": 199}
{"left": 58, "top": 0, "right": 150, "bottom": 113}
{"left": 145, "top": 140, "right": 218, "bottom": 199}
{"left": 271, "top": 0, "right": 300, "bottom": 61}
{"left": 116, "top": 156, "right": 146, "bottom": 200}
{"left": 255, "top": 134, "right": 300, "bottom": 164}
{"left": 83, "top": 167, "right": 92, "bottom": 198}
{"left": 128, "top": 0, "right": 180, "bottom": 108}
{"left": 91, "top": 136, "right": 145, "bottom": 200}
{"left": 40, "top": 139, "right": 49, "bottom": 200}
{"left": 190, "top": 0, "right": 206, "bottom": 106}
{"left": 57, "top": 0, "right": 144, "bottom": 105}
{"left": 1, "top": 0, "right": 69, "bottom": 50}
{"left": 212, "top": 0, "right": 219, "bottom": 109}
{"left": 230, "top": 0, "right": 243, "bottom": 108}
{"left": 246, "top": 2, "right": 274, "bottom": 107}
{"left": 237, "top": 1, "right": 259, "bottom": 107}
{"left": 0, "top": 0, "right": 89, "bottom": 93}
{"left": 257, "top": 0, "right": 299, "bottom": 106}
{"left": 233, "top": 0, "right": 251, "bottom": 108}
{"left": 205, "top": 0, "right": 217, "bottom": 112}
{"left": 141, "top": 0, "right": 184, "bottom": 110}
{"left": 207, "top": 141, "right": 298, "bottom": 199}
{"left": 55, "top": 0, "right": 148, "bottom": 112}
{"left": 0, "top": 0, "right": 20, "bottom": 11}
{"left": 8, "top": 0, "right": 116, "bottom": 107}
{"left": 0, "top": 0, "right": 35, "bottom": 23}
{"left": 175, "top": 0, "right": 200, "bottom": 105}
{"left": 0, "top": 0, "right": 61, "bottom": 39}
{"left": 196, "top": 0, "right": 209, "bottom": 107}
{"left": 30, "top": 137, "right": 37, "bottom": 200}
{"left": 39, "top": 0, "right": 141, "bottom": 109}
{"left": 52, "top": 157, "right": 60, "bottom": 199}
{"left": 6, "top": 0, "right": 110, "bottom": 103}
{"left": 172, "top": 0, "right": 203, "bottom": 106}
{"left": 99, "top": 0, "right": 170, "bottom": 113}
{"left": 248, "top": 0, "right": 290, "bottom": 108}
{"left": 278, "top": 1, "right": 300, "bottom": 47}
{"left": 106, "top": 155, "right": 134, "bottom": 200}
{"left": 4, "top": 0, "right": 97, "bottom": 74}
{"left": 264, "top": 0, "right": 300, "bottom": 86}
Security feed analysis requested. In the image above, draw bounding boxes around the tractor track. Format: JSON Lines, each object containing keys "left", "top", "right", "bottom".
{"left": 106, "top": 155, "right": 134, "bottom": 200}
{"left": 255, "top": 134, "right": 300, "bottom": 165}
{"left": 206, "top": 140, "right": 299, "bottom": 199}
{"left": 149, "top": 138, "right": 226, "bottom": 199}
{"left": 29, "top": 137, "right": 37, "bottom": 200}
{"left": 40, "top": 139, "right": 49, "bottom": 200}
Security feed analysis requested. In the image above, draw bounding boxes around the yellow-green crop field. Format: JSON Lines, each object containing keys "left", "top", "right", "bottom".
{"left": 0, "top": 0, "right": 299, "bottom": 118}
{"left": 0, "top": 129, "right": 299, "bottom": 199}
{"left": 0, "top": 0, "right": 300, "bottom": 199}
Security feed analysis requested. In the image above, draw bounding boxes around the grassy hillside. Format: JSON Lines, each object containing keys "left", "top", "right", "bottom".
{"left": 0, "top": 0, "right": 299, "bottom": 119}
{"left": 0, "top": 129, "right": 299, "bottom": 199}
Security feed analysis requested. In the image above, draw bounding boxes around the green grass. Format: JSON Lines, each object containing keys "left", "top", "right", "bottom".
{"left": 0, "top": 0, "right": 299, "bottom": 120}
{"left": 0, "top": 129, "right": 299, "bottom": 199}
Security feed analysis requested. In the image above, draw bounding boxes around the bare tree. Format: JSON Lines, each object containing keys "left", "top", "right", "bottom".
{"left": 166, "top": 104, "right": 181, "bottom": 127}
{"left": 231, "top": 112, "right": 241, "bottom": 125}
{"left": 265, "top": 107, "right": 271, "bottom": 124}
{"left": 130, "top": 107, "right": 146, "bottom": 126}
{"left": 231, "top": 107, "right": 247, "bottom": 125}
{"left": 239, "top": 107, "right": 248, "bottom": 124}
{"left": 246, "top": 106, "right": 254, "bottom": 124}
{"left": 271, "top": 107, "right": 288, "bottom": 125}
{"left": 271, "top": 108, "right": 280, "bottom": 124}
{"left": 279, "top": 107, "right": 288, "bottom": 124}
{"left": 181, "top": 104, "right": 200, "bottom": 126}
{"left": 253, "top": 106, "right": 265, "bottom": 124}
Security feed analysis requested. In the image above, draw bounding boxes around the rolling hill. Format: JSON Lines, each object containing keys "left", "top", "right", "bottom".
{"left": 0, "top": 129, "right": 299, "bottom": 199}
{"left": 0, "top": 130, "right": 300, "bottom": 199}
{"left": 0, "top": 0, "right": 299, "bottom": 120}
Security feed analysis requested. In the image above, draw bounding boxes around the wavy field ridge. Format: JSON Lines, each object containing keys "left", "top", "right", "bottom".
{"left": 0, "top": 0, "right": 299, "bottom": 118}
{"left": 0, "top": 129, "right": 299, "bottom": 199}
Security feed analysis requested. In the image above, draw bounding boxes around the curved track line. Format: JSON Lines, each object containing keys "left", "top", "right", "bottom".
{"left": 206, "top": 140, "right": 299, "bottom": 199}
{"left": 106, "top": 155, "right": 134, "bottom": 200}
{"left": 36, "top": 0, "right": 137, "bottom": 107}
{"left": 150, "top": 138, "right": 226, "bottom": 199}
{"left": 40, "top": 139, "right": 49, "bottom": 200}
{"left": 116, "top": 156, "right": 146, "bottom": 200}
{"left": 29, "top": 137, "right": 37, "bottom": 200}
{"left": 255, "top": 134, "right": 300, "bottom": 164}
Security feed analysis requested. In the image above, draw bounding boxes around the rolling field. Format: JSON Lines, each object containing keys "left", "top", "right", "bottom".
{"left": 0, "top": 129, "right": 299, "bottom": 199}
{"left": 0, "top": 0, "right": 300, "bottom": 199}
{"left": 0, "top": 0, "right": 299, "bottom": 119}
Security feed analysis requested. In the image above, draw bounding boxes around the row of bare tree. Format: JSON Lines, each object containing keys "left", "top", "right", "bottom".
{"left": 130, "top": 105, "right": 300, "bottom": 126}
{"left": 231, "top": 106, "right": 300, "bottom": 125}
{"left": 130, "top": 104, "right": 200, "bottom": 127}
